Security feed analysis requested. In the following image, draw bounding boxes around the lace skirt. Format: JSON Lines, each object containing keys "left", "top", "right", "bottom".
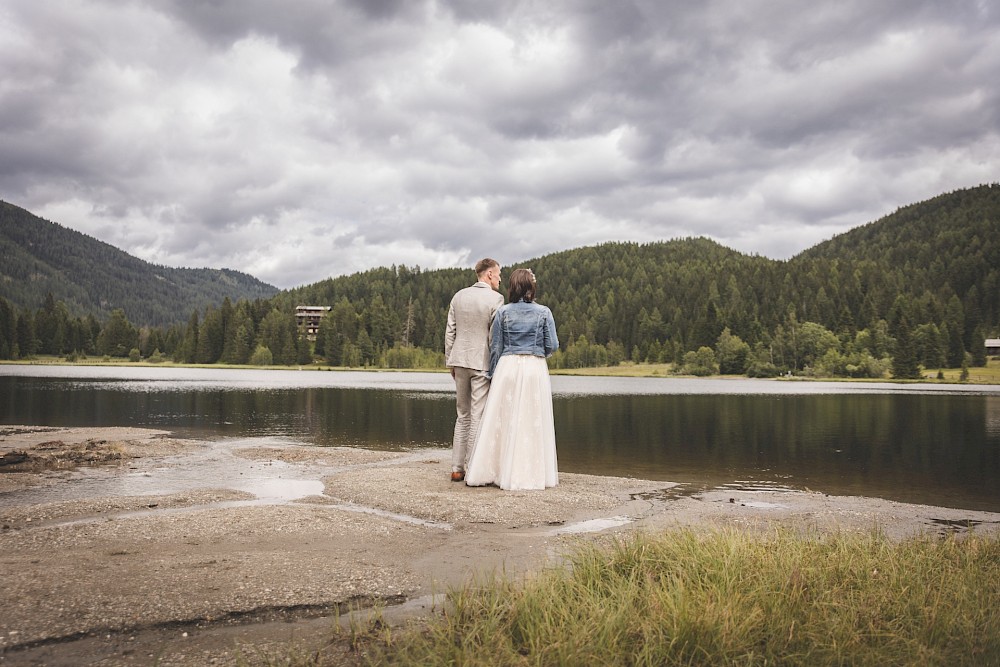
{"left": 465, "top": 354, "right": 558, "bottom": 490}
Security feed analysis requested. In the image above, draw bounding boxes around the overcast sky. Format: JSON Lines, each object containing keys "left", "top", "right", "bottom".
{"left": 2, "top": 1, "right": 998, "bottom": 289}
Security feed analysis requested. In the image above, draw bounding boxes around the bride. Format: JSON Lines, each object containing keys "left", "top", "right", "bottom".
{"left": 465, "top": 268, "right": 559, "bottom": 490}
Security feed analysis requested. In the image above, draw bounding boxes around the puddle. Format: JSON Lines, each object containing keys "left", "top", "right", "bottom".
{"left": 2, "top": 437, "right": 453, "bottom": 532}
{"left": 728, "top": 500, "right": 788, "bottom": 509}
{"left": 630, "top": 484, "right": 709, "bottom": 502}
{"left": 718, "top": 480, "right": 796, "bottom": 493}
{"left": 630, "top": 482, "right": 796, "bottom": 510}
{"left": 0, "top": 427, "right": 60, "bottom": 437}
{"left": 237, "top": 478, "right": 323, "bottom": 501}
{"left": 927, "top": 518, "right": 998, "bottom": 534}
{"left": 548, "top": 516, "right": 632, "bottom": 535}
{"left": 629, "top": 480, "right": 796, "bottom": 503}
{"left": 0, "top": 437, "right": 325, "bottom": 506}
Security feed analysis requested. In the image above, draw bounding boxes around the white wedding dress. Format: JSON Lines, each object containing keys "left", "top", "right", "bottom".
{"left": 465, "top": 354, "right": 558, "bottom": 490}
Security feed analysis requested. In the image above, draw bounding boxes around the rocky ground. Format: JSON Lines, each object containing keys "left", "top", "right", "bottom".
{"left": 2, "top": 426, "right": 998, "bottom": 666}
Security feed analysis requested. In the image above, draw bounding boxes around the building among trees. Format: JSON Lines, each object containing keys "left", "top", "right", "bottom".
{"left": 295, "top": 306, "right": 330, "bottom": 340}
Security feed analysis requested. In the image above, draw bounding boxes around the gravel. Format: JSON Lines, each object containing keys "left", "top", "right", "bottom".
{"left": 2, "top": 426, "right": 998, "bottom": 666}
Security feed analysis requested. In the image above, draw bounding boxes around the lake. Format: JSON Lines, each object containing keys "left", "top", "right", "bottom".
{"left": 2, "top": 365, "right": 999, "bottom": 512}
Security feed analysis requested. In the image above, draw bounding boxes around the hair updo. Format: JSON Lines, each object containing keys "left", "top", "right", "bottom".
{"left": 507, "top": 268, "right": 536, "bottom": 303}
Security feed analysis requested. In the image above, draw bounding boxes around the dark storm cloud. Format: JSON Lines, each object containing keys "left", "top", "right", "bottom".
{"left": 0, "top": 0, "right": 997, "bottom": 287}
{"left": 156, "top": 0, "right": 427, "bottom": 71}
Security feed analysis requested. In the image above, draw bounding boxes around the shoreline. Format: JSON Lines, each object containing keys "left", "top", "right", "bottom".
{"left": 3, "top": 357, "right": 999, "bottom": 385}
{"left": 2, "top": 426, "right": 999, "bottom": 666}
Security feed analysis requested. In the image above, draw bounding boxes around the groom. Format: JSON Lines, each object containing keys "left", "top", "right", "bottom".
{"left": 444, "top": 258, "right": 504, "bottom": 482}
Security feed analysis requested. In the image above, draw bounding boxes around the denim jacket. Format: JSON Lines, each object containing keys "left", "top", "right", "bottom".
{"left": 487, "top": 300, "right": 559, "bottom": 378}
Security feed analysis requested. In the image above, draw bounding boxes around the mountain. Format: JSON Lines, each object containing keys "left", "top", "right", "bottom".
{"left": 802, "top": 184, "right": 1000, "bottom": 261}
{"left": 3, "top": 184, "right": 997, "bottom": 370}
{"left": 0, "top": 201, "right": 278, "bottom": 327}
{"left": 274, "top": 234, "right": 786, "bottom": 355}
{"left": 274, "top": 184, "right": 999, "bottom": 362}
{"left": 787, "top": 184, "right": 1000, "bottom": 344}
{"left": 796, "top": 184, "right": 1000, "bottom": 303}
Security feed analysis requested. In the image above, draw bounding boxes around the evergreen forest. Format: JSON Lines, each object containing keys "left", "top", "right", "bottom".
{"left": 0, "top": 201, "right": 278, "bottom": 326}
{"left": 1, "top": 184, "right": 998, "bottom": 379}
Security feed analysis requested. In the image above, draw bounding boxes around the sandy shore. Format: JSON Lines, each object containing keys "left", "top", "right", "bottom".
{"left": 2, "top": 426, "right": 998, "bottom": 666}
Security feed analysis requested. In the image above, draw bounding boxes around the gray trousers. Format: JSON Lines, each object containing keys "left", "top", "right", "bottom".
{"left": 451, "top": 366, "right": 490, "bottom": 472}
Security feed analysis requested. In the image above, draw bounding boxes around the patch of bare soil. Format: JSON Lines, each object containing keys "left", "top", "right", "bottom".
{"left": 0, "top": 439, "right": 132, "bottom": 472}
{"left": 0, "top": 427, "right": 202, "bottom": 494}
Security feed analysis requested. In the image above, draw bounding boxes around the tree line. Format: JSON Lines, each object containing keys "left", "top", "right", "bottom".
{"left": 2, "top": 185, "right": 998, "bottom": 379}
{"left": 0, "top": 293, "right": 309, "bottom": 366}
{"left": 0, "top": 291, "right": 444, "bottom": 369}
{"left": 0, "top": 265, "right": 993, "bottom": 380}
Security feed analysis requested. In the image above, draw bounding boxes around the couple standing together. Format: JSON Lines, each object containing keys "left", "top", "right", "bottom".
{"left": 444, "top": 259, "right": 559, "bottom": 491}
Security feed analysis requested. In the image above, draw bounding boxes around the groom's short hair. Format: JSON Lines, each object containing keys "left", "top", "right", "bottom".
{"left": 475, "top": 258, "right": 499, "bottom": 275}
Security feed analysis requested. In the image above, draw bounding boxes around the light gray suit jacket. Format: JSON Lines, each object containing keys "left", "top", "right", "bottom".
{"left": 445, "top": 282, "right": 504, "bottom": 372}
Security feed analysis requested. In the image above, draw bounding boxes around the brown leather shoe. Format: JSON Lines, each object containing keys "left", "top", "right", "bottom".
{"left": 451, "top": 471, "right": 465, "bottom": 482}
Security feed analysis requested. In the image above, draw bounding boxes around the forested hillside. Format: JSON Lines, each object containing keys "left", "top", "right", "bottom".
{"left": 0, "top": 201, "right": 278, "bottom": 326}
{"left": 1, "top": 185, "right": 997, "bottom": 377}
{"left": 274, "top": 237, "right": 776, "bottom": 358}
{"left": 272, "top": 184, "right": 1000, "bottom": 374}
{"left": 797, "top": 183, "right": 999, "bottom": 333}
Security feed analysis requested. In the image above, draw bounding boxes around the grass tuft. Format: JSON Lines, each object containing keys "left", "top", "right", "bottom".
{"left": 363, "top": 528, "right": 1000, "bottom": 666}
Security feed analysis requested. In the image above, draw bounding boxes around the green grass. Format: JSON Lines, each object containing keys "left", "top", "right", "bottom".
{"left": 551, "top": 361, "right": 679, "bottom": 377}
{"left": 358, "top": 529, "right": 1000, "bottom": 666}
{"left": 932, "top": 359, "right": 1000, "bottom": 384}
{"left": 552, "top": 358, "right": 1000, "bottom": 384}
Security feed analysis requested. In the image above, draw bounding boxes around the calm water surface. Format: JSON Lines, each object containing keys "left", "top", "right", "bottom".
{"left": 1, "top": 365, "right": 998, "bottom": 512}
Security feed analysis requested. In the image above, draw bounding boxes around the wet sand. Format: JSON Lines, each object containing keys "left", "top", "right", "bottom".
{"left": 2, "top": 426, "right": 999, "bottom": 666}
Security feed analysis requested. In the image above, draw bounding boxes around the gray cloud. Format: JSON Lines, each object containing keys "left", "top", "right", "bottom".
{"left": 1, "top": 0, "right": 997, "bottom": 289}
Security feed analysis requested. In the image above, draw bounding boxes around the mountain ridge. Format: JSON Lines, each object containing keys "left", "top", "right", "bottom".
{"left": 3, "top": 184, "right": 998, "bottom": 360}
{"left": 274, "top": 184, "right": 999, "bottom": 360}
{"left": 0, "top": 200, "right": 279, "bottom": 327}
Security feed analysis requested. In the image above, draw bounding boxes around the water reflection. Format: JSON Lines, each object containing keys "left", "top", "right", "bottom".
{"left": 987, "top": 396, "right": 1000, "bottom": 437}
{"left": 559, "top": 393, "right": 1000, "bottom": 511}
{"left": 1, "top": 370, "right": 999, "bottom": 512}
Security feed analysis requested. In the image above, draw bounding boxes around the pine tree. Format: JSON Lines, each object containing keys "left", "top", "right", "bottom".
{"left": 945, "top": 295, "right": 966, "bottom": 367}
{"left": 891, "top": 314, "right": 920, "bottom": 379}
{"left": 96, "top": 309, "right": 138, "bottom": 357}
{"left": 296, "top": 332, "right": 313, "bottom": 365}
{"left": 176, "top": 310, "right": 199, "bottom": 363}
{"left": 196, "top": 306, "right": 225, "bottom": 364}
{"left": 971, "top": 325, "right": 988, "bottom": 367}
{"left": 356, "top": 329, "right": 374, "bottom": 366}
{"left": 0, "top": 297, "right": 15, "bottom": 359}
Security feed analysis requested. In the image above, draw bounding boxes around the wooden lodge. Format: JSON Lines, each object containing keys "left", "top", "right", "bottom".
{"left": 295, "top": 305, "right": 330, "bottom": 340}
{"left": 987, "top": 338, "right": 1000, "bottom": 356}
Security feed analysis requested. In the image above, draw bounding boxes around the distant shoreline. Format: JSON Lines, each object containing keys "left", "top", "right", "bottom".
{"left": 3, "top": 355, "right": 999, "bottom": 385}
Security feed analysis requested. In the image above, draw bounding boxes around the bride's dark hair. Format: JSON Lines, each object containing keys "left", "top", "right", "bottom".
{"left": 507, "top": 268, "right": 536, "bottom": 303}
